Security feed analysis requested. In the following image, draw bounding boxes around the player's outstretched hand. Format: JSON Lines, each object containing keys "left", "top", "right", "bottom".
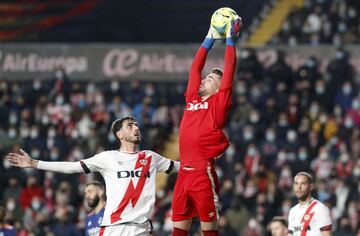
{"left": 226, "top": 16, "right": 242, "bottom": 40}
{"left": 6, "top": 149, "right": 34, "bottom": 168}
{"left": 206, "top": 26, "right": 224, "bottom": 40}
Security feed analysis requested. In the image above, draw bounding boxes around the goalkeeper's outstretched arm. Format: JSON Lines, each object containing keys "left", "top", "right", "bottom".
{"left": 7, "top": 149, "right": 84, "bottom": 174}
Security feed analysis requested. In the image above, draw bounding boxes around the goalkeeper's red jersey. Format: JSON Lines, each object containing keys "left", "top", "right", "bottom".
{"left": 179, "top": 45, "right": 236, "bottom": 162}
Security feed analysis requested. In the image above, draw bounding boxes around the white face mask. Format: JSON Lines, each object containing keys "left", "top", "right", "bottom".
{"left": 30, "top": 129, "right": 39, "bottom": 139}
{"left": 48, "top": 129, "right": 56, "bottom": 138}
{"left": 42, "top": 115, "right": 49, "bottom": 125}
{"left": 249, "top": 114, "right": 260, "bottom": 123}
{"left": 344, "top": 118, "right": 353, "bottom": 128}
{"left": 342, "top": 84, "right": 352, "bottom": 94}
{"left": 315, "top": 86, "right": 325, "bottom": 94}
{"left": 33, "top": 81, "right": 41, "bottom": 90}
{"left": 235, "top": 82, "right": 246, "bottom": 95}
{"left": 353, "top": 167, "right": 360, "bottom": 177}
{"left": 110, "top": 81, "right": 119, "bottom": 91}
{"left": 243, "top": 131, "right": 253, "bottom": 141}
{"left": 247, "top": 148, "right": 256, "bottom": 156}
{"left": 298, "top": 152, "right": 308, "bottom": 161}
{"left": 9, "top": 113, "right": 17, "bottom": 124}
{"left": 319, "top": 152, "right": 328, "bottom": 160}
{"left": 31, "top": 150, "right": 40, "bottom": 159}
{"left": 20, "top": 128, "right": 30, "bottom": 138}
{"left": 49, "top": 152, "right": 59, "bottom": 161}
{"left": 31, "top": 200, "right": 41, "bottom": 210}
{"left": 266, "top": 132, "right": 275, "bottom": 142}
{"left": 226, "top": 146, "right": 235, "bottom": 157}
{"left": 7, "top": 201, "right": 16, "bottom": 211}
{"left": 287, "top": 131, "right": 297, "bottom": 142}
{"left": 56, "top": 96, "right": 65, "bottom": 105}
{"left": 8, "top": 129, "right": 17, "bottom": 138}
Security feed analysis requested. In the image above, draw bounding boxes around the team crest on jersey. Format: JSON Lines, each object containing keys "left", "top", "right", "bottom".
{"left": 304, "top": 214, "right": 310, "bottom": 221}
{"left": 140, "top": 159, "right": 148, "bottom": 166}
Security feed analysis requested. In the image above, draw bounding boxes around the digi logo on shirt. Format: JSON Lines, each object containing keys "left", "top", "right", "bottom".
{"left": 293, "top": 225, "right": 311, "bottom": 232}
{"left": 117, "top": 170, "right": 150, "bottom": 178}
{"left": 187, "top": 102, "right": 208, "bottom": 111}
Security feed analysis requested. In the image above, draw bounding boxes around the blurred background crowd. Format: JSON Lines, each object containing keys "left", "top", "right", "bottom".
{"left": 1, "top": 0, "right": 360, "bottom": 236}
{"left": 273, "top": 0, "right": 360, "bottom": 46}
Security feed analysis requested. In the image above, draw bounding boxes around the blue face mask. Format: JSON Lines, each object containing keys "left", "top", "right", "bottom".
{"left": 335, "top": 51, "right": 344, "bottom": 60}
{"left": 298, "top": 152, "right": 308, "bottom": 161}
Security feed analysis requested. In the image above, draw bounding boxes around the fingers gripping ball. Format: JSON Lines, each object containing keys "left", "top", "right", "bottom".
{"left": 211, "top": 7, "right": 240, "bottom": 37}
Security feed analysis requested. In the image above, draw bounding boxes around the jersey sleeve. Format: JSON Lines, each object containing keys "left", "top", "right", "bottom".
{"left": 37, "top": 161, "right": 84, "bottom": 174}
{"left": 219, "top": 45, "right": 236, "bottom": 90}
{"left": 80, "top": 153, "right": 106, "bottom": 173}
{"left": 151, "top": 151, "right": 179, "bottom": 174}
{"left": 185, "top": 47, "right": 208, "bottom": 101}
{"left": 214, "top": 45, "right": 236, "bottom": 110}
{"left": 317, "top": 204, "right": 332, "bottom": 230}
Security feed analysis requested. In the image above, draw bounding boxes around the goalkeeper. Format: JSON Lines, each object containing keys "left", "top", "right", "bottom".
{"left": 171, "top": 13, "right": 242, "bottom": 236}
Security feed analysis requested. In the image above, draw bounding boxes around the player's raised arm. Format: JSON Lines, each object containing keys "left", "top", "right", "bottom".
{"left": 220, "top": 16, "right": 242, "bottom": 90}
{"left": 186, "top": 26, "right": 222, "bottom": 98}
{"left": 7, "top": 148, "right": 84, "bottom": 174}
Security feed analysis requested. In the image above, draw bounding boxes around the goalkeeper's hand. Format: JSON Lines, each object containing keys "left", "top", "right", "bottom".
{"left": 206, "top": 26, "right": 224, "bottom": 40}
{"left": 226, "top": 16, "right": 242, "bottom": 41}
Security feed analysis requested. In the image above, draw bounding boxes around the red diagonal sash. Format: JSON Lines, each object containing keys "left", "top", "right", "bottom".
{"left": 300, "top": 200, "right": 317, "bottom": 236}
{"left": 110, "top": 152, "right": 152, "bottom": 223}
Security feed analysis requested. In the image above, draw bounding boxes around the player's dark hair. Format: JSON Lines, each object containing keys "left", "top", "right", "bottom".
{"left": 295, "top": 171, "right": 313, "bottom": 184}
{"left": 211, "top": 68, "right": 223, "bottom": 78}
{"left": 111, "top": 116, "right": 136, "bottom": 142}
{"left": 271, "top": 216, "right": 287, "bottom": 227}
{"left": 85, "top": 181, "right": 104, "bottom": 190}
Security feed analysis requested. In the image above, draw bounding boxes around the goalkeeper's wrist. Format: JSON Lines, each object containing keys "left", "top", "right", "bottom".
{"left": 202, "top": 38, "right": 216, "bottom": 50}
{"left": 226, "top": 37, "right": 235, "bottom": 46}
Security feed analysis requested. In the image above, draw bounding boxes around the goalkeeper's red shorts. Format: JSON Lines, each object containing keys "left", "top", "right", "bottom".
{"left": 171, "top": 159, "right": 219, "bottom": 222}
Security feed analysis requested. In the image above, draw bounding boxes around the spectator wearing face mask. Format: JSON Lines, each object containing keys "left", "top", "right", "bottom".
{"left": 327, "top": 48, "right": 355, "bottom": 98}
{"left": 335, "top": 81, "right": 357, "bottom": 112}
{"left": 19, "top": 176, "right": 44, "bottom": 210}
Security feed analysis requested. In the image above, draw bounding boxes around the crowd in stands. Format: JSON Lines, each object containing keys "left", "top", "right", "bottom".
{"left": 273, "top": 0, "right": 359, "bottom": 46}
{"left": 0, "top": 48, "right": 360, "bottom": 235}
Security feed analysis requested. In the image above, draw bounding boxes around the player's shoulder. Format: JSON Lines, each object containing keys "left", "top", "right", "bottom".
{"left": 313, "top": 199, "right": 330, "bottom": 211}
{"left": 142, "top": 150, "right": 160, "bottom": 156}
{"left": 288, "top": 204, "right": 297, "bottom": 214}
{"left": 97, "top": 150, "right": 120, "bottom": 156}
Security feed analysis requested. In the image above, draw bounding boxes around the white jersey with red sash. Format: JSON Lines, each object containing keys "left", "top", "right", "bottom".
{"left": 80, "top": 150, "right": 174, "bottom": 226}
{"left": 288, "top": 198, "right": 332, "bottom": 236}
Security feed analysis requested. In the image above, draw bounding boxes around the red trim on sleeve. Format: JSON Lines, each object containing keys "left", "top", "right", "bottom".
{"left": 320, "top": 225, "right": 332, "bottom": 231}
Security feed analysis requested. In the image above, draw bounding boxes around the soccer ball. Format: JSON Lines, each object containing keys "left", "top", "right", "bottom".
{"left": 211, "top": 7, "right": 239, "bottom": 36}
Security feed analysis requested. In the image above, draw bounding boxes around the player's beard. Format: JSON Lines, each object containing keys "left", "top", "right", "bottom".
{"left": 296, "top": 192, "right": 310, "bottom": 202}
{"left": 198, "top": 88, "right": 207, "bottom": 97}
{"left": 87, "top": 195, "right": 100, "bottom": 209}
{"left": 124, "top": 133, "right": 141, "bottom": 144}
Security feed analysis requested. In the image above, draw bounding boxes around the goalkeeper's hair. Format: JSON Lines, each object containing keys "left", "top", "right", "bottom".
{"left": 111, "top": 116, "right": 137, "bottom": 142}
{"left": 211, "top": 68, "right": 223, "bottom": 78}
